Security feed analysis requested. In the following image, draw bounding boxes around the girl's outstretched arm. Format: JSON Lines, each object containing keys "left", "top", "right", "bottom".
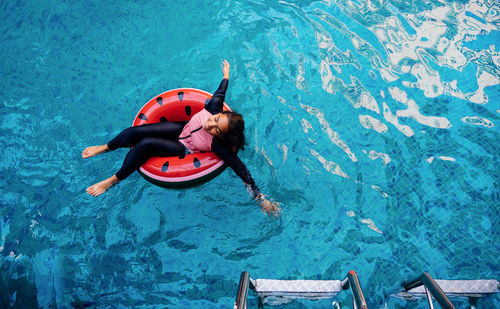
{"left": 205, "top": 60, "right": 230, "bottom": 115}
{"left": 212, "top": 138, "right": 281, "bottom": 216}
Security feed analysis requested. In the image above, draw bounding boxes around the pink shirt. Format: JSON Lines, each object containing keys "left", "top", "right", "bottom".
{"left": 178, "top": 109, "right": 214, "bottom": 152}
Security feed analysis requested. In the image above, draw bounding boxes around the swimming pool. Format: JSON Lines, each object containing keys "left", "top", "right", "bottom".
{"left": 0, "top": 0, "right": 498, "bottom": 307}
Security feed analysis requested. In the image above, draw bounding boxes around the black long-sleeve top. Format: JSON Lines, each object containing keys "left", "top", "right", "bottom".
{"left": 205, "top": 78, "right": 262, "bottom": 199}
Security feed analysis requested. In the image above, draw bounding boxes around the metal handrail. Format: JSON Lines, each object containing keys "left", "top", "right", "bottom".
{"left": 235, "top": 271, "right": 250, "bottom": 309}
{"left": 402, "top": 272, "right": 455, "bottom": 309}
{"left": 341, "top": 271, "right": 368, "bottom": 309}
{"left": 349, "top": 271, "right": 368, "bottom": 309}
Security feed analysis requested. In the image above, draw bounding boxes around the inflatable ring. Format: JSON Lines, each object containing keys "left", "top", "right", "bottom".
{"left": 132, "top": 88, "right": 230, "bottom": 188}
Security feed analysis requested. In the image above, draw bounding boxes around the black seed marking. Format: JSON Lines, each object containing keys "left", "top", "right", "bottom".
{"left": 161, "top": 161, "right": 169, "bottom": 172}
{"left": 139, "top": 113, "right": 148, "bottom": 121}
{"left": 185, "top": 105, "right": 192, "bottom": 117}
{"left": 178, "top": 91, "right": 184, "bottom": 101}
{"left": 178, "top": 154, "right": 186, "bottom": 159}
{"left": 193, "top": 158, "right": 201, "bottom": 168}
{"left": 160, "top": 117, "right": 168, "bottom": 122}
{"left": 156, "top": 96, "right": 163, "bottom": 105}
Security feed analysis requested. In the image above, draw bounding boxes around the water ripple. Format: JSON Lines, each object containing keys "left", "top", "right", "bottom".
{"left": 461, "top": 115, "right": 494, "bottom": 127}
{"left": 301, "top": 103, "right": 358, "bottom": 162}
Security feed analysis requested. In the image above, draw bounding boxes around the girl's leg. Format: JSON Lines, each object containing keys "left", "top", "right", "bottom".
{"left": 86, "top": 137, "right": 186, "bottom": 196}
{"left": 115, "top": 137, "right": 186, "bottom": 180}
{"left": 107, "top": 122, "right": 186, "bottom": 150}
{"left": 82, "top": 122, "right": 186, "bottom": 159}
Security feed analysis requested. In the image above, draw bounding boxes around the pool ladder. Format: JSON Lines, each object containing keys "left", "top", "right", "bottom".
{"left": 391, "top": 272, "right": 500, "bottom": 309}
{"left": 234, "top": 271, "right": 499, "bottom": 308}
{"left": 235, "top": 270, "right": 367, "bottom": 309}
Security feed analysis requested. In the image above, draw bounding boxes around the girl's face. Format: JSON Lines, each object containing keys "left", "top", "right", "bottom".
{"left": 204, "top": 113, "right": 229, "bottom": 137}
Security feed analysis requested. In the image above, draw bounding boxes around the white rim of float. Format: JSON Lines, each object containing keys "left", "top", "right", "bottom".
{"left": 134, "top": 87, "right": 231, "bottom": 184}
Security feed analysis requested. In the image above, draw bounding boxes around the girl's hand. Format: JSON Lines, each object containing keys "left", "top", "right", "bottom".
{"left": 222, "top": 60, "right": 230, "bottom": 79}
{"left": 259, "top": 197, "right": 281, "bottom": 217}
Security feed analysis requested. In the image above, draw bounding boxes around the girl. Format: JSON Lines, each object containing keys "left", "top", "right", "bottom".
{"left": 82, "top": 60, "right": 280, "bottom": 216}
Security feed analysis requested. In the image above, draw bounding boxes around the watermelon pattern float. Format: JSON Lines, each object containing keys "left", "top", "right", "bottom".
{"left": 132, "top": 88, "right": 231, "bottom": 188}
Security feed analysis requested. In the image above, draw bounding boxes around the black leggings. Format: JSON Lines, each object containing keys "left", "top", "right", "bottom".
{"left": 107, "top": 122, "right": 187, "bottom": 180}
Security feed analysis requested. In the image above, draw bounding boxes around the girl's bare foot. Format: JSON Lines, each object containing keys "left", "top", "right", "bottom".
{"left": 82, "top": 144, "right": 109, "bottom": 158}
{"left": 86, "top": 175, "right": 119, "bottom": 196}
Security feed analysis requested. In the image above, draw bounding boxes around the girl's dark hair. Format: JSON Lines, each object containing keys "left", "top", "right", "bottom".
{"left": 220, "top": 111, "right": 246, "bottom": 151}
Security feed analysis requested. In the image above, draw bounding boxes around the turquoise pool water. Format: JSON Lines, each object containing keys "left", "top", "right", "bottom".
{"left": 1, "top": 0, "right": 499, "bottom": 308}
